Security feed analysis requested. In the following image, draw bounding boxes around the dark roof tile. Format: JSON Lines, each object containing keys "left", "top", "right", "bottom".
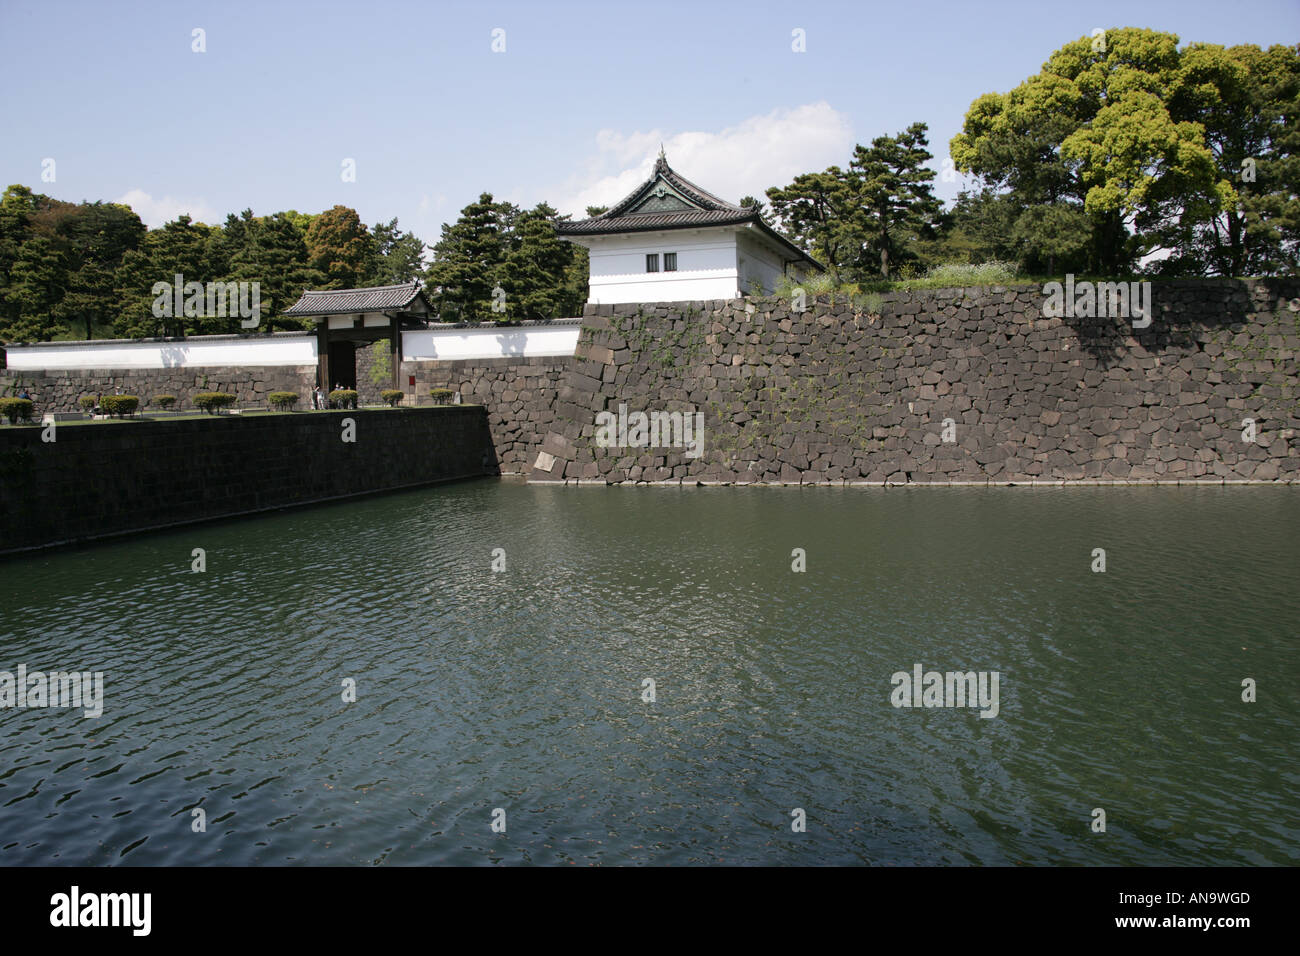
{"left": 557, "top": 155, "right": 823, "bottom": 271}
{"left": 283, "top": 281, "right": 428, "bottom": 317}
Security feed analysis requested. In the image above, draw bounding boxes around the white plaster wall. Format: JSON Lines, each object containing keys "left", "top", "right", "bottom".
{"left": 579, "top": 231, "right": 742, "bottom": 304}
{"left": 402, "top": 323, "right": 580, "bottom": 361}
{"left": 736, "top": 231, "right": 786, "bottom": 295}
{"left": 5, "top": 335, "right": 317, "bottom": 370}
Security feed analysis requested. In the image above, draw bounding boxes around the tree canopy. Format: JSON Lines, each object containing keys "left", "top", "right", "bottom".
{"left": 950, "top": 29, "right": 1298, "bottom": 274}
{"left": 424, "top": 194, "right": 585, "bottom": 322}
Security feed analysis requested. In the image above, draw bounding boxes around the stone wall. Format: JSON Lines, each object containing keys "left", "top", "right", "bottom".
{"left": 355, "top": 338, "right": 395, "bottom": 407}
{"left": 530, "top": 278, "right": 1300, "bottom": 484}
{"left": 0, "top": 406, "right": 495, "bottom": 554}
{"left": 400, "top": 355, "right": 569, "bottom": 475}
{"left": 0, "top": 364, "right": 317, "bottom": 413}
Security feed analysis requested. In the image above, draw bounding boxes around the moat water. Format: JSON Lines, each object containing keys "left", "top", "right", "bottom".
{"left": 1, "top": 483, "right": 1297, "bottom": 865}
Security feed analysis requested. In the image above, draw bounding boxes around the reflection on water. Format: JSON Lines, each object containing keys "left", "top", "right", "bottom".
{"left": 1, "top": 483, "right": 1297, "bottom": 865}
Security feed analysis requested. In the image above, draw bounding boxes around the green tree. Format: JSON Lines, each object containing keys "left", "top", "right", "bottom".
{"left": 1163, "top": 42, "right": 1300, "bottom": 275}
{"left": 739, "top": 195, "right": 775, "bottom": 226}
{"left": 766, "top": 168, "right": 857, "bottom": 280}
{"left": 56, "top": 201, "right": 145, "bottom": 338}
{"left": 3, "top": 237, "right": 67, "bottom": 341}
{"left": 213, "top": 209, "right": 324, "bottom": 330}
{"left": 424, "top": 193, "right": 507, "bottom": 322}
{"left": 949, "top": 28, "right": 1288, "bottom": 275}
{"left": 369, "top": 218, "right": 427, "bottom": 284}
{"left": 849, "top": 122, "right": 943, "bottom": 279}
{"left": 501, "top": 203, "right": 581, "bottom": 319}
{"left": 926, "top": 189, "right": 1020, "bottom": 265}
{"left": 305, "top": 205, "right": 375, "bottom": 289}
{"left": 113, "top": 214, "right": 214, "bottom": 337}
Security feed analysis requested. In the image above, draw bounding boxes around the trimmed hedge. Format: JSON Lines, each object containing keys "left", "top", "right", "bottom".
{"left": 152, "top": 395, "right": 177, "bottom": 410}
{"left": 380, "top": 389, "right": 404, "bottom": 407}
{"left": 268, "top": 391, "right": 300, "bottom": 411}
{"left": 194, "top": 392, "right": 236, "bottom": 414}
{"left": 78, "top": 396, "right": 97, "bottom": 412}
{"left": 329, "top": 389, "right": 358, "bottom": 409}
{"left": 429, "top": 387, "right": 455, "bottom": 405}
{"left": 100, "top": 395, "right": 139, "bottom": 418}
{"left": 0, "top": 397, "right": 34, "bottom": 424}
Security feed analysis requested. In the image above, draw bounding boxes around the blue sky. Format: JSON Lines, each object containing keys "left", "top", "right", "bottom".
{"left": 2, "top": 0, "right": 1296, "bottom": 250}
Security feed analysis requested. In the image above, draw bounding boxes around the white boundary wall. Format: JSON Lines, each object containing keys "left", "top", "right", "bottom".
{"left": 401, "top": 322, "right": 581, "bottom": 361}
{"left": 5, "top": 334, "right": 317, "bottom": 370}
{"left": 4, "top": 323, "right": 583, "bottom": 371}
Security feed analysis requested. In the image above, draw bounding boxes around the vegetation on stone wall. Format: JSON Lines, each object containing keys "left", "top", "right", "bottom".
{"left": 541, "top": 281, "right": 1300, "bottom": 483}
{"left": 367, "top": 343, "right": 392, "bottom": 386}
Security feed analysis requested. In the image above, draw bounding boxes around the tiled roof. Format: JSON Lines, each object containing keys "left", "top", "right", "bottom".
{"left": 282, "top": 280, "right": 427, "bottom": 317}
{"left": 603, "top": 155, "right": 744, "bottom": 217}
{"left": 556, "top": 154, "right": 823, "bottom": 271}
{"left": 557, "top": 208, "right": 759, "bottom": 234}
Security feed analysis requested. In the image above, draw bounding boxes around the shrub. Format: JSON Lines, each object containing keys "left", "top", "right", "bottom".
{"left": 852, "top": 291, "right": 885, "bottom": 316}
{"left": 194, "top": 392, "right": 236, "bottom": 414}
{"left": 0, "top": 398, "right": 34, "bottom": 425}
{"left": 380, "top": 389, "right": 404, "bottom": 407}
{"left": 925, "top": 260, "right": 1019, "bottom": 285}
{"left": 78, "top": 396, "right": 97, "bottom": 412}
{"left": 329, "top": 389, "right": 358, "bottom": 409}
{"left": 152, "top": 394, "right": 177, "bottom": 410}
{"left": 100, "top": 395, "right": 140, "bottom": 418}
{"left": 268, "top": 391, "right": 299, "bottom": 411}
{"left": 429, "top": 387, "right": 455, "bottom": 405}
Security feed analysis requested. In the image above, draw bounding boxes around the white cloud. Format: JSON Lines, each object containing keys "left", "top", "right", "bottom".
{"left": 549, "top": 102, "right": 855, "bottom": 218}
{"left": 114, "top": 189, "right": 221, "bottom": 228}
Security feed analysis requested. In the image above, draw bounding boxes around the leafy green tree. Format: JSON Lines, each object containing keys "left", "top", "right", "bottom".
{"left": 949, "top": 28, "right": 1299, "bottom": 276}
{"left": 0, "top": 189, "right": 144, "bottom": 342}
{"left": 305, "top": 205, "right": 375, "bottom": 289}
{"left": 1164, "top": 42, "right": 1299, "bottom": 275}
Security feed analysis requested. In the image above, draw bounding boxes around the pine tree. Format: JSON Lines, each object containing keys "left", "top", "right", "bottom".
{"left": 850, "top": 122, "right": 943, "bottom": 279}
{"left": 424, "top": 193, "right": 507, "bottom": 322}
{"left": 501, "top": 203, "right": 581, "bottom": 320}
